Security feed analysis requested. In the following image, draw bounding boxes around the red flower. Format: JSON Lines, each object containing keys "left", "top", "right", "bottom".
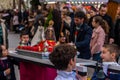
{"left": 75, "top": 31, "right": 78, "bottom": 36}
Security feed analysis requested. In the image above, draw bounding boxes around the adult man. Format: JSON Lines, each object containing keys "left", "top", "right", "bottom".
{"left": 114, "top": 6, "right": 120, "bottom": 46}
{"left": 98, "top": 4, "right": 114, "bottom": 44}
{"left": 71, "top": 11, "right": 92, "bottom": 59}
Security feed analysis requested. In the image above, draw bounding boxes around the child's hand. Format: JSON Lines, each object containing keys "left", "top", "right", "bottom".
{"left": 4, "top": 68, "right": 10, "bottom": 75}
{"left": 76, "top": 70, "right": 87, "bottom": 80}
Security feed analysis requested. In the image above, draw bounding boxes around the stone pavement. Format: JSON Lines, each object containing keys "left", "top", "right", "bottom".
{"left": 8, "top": 32, "right": 20, "bottom": 80}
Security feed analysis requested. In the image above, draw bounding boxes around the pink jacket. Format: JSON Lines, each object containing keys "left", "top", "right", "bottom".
{"left": 90, "top": 26, "right": 105, "bottom": 55}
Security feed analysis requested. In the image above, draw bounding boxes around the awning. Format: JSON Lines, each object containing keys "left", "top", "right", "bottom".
{"left": 111, "top": 0, "right": 120, "bottom": 3}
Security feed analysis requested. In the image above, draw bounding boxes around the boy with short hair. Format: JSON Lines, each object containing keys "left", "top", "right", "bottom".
{"left": 49, "top": 44, "right": 87, "bottom": 80}
{"left": 19, "top": 32, "right": 31, "bottom": 46}
{"left": 92, "top": 44, "right": 120, "bottom": 80}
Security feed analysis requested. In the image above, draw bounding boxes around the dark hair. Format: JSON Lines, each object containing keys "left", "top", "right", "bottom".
{"left": 20, "top": 31, "right": 29, "bottom": 38}
{"left": 0, "top": 45, "right": 2, "bottom": 57}
{"left": 74, "top": 11, "right": 86, "bottom": 19}
{"left": 93, "top": 16, "right": 109, "bottom": 34}
{"left": 91, "top": 6, "right": 97, "bottom": 12}
{"left": 49, "top": 44, "right": 77, "bottom": 70}
{"left": 99, "top": 4, "right": 107, "bottom": 10}
{"left": 74, "top": 11, "right": 87, "bottom": 22}
{"left": 103, "top": 44, "right": 120, "bottom": 62}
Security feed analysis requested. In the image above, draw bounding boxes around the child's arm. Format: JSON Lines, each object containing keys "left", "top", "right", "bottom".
{"left": 4, "top": 68, "right": 10, "bottom": 76}
{"left": 0, "top": 68, "right": 10, "bottom": 78}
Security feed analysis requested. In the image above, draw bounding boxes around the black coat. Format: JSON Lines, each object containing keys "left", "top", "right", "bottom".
{"left": 71, "top": 23, "right": 92, "bottom": 59}
{"left": 0, "top": 58, "right": 16, "bottom": 80}
{"left": 114, "top": 18, "right": 120, "bottom": 46}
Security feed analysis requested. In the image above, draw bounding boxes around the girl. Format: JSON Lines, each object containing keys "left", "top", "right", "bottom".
{"left": 90, "top": 16, "right": 106, "bottom": 61}
{"left": 0, "top": 45, "right": 16, "bottom": 80}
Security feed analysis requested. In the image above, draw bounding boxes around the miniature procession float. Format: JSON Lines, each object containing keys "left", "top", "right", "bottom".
{"left": 16, "top": 20, "right": 56, "bottom": 59}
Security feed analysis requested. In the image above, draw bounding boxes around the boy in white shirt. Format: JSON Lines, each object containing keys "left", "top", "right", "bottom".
{"left": 92, "top": 44, "right": 120, "bottom": 80}
{"left": 49, "top": 44, "right": 87, "bottom": 80}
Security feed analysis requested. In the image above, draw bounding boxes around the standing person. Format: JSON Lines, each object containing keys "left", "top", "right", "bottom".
{"left": 49, "top": 44, "right": 87, "bottom": 80}
{"left": 90, "top": 16, "right": 105, "bottom": 61}
{"left": 0, "top": 45, "right": 16, "bottom": 80}
{"left": 52, "top": 9, "right": 70, "bottom": 41}
{"left": 98, "top": 4, "right": 114, "bottom": 44}
{"left": 0, "top": 13, "right": 8, "bottom": 49}
{"left": 71, "top": 11, "right": 92, "bottom": 59}
{"left": 88, "top": 6, "right": 97, "bottom": 29}
{"left": 13, "top": 12, "right": 19, "bottom": 33}
{"left": 114, "top": 6, "right": 120, "bottom": 47}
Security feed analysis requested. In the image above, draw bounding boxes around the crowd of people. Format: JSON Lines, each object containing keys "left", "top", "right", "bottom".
{"left": 0, "top": 2, "right": 120, "bottom": 80}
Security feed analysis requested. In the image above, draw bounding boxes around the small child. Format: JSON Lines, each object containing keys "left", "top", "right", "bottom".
{"left": 92, "top": 44, "right": 120, "bottom": 80}
{"left": 0, "top": 45, "right": 16, "bottom": 80}
{"left": 19, "top": 32, "right": 31, "bottom": 46}
{"left": 56, "top": 32, "right": 66, "bottom": 46}
{"left": 49, "top": 44, "right": 87, "bottom": 80}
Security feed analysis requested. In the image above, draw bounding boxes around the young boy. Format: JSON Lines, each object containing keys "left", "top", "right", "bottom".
{"left": 49, "top": 44, "right": 87, "bottom": 80}
{"left": 0, "top": 45, "right": 16, "bottom": 80}
{"left": 92, "top": 44, "right": 120, "bottom": 80}
{"left": 19, "top": 32, "right": 31, "bottom": 46}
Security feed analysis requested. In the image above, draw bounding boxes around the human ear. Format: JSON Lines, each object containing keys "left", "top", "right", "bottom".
{"left": 69, "top": 58, "right": 74, "bottom": 65}
{"left": 111, "top": 53, "right": 116, "bottom": 59}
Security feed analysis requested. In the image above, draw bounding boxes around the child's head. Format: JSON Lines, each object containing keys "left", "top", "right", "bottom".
{"left": 0, "top": 45, "right": 8, "bottom": 57}
{"left": 49, "top": 44, "right": 77, "bottom": 71}
{"left": 100, "top": 44, "right": 120, "bottom": 62}
{"left": 59, "top": 32, "right": 66, "bottom": 44}
{"left": 20, "top": 32, "right": 29, "bottom": 43}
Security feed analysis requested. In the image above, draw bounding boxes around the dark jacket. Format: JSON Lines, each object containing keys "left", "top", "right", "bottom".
{"left": 54, "top": 21, "right": 70, "bottom": 41}
{"left": 114, "top": 18, "right": 120, "bottom": 46}
{"left": 0, "top": 58, "right": 16, "bottom": 80}
{"left": 71, "top": 23, "right": 92, "bottom": 59}
{"left": 92, "top": 71, "right": 120, "bottom": 80}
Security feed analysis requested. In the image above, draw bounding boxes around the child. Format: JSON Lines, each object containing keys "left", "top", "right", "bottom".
{"left": 0, "top": 45, "right": 16, "bottom": 80}
{"left": 56, "top": 32, "right": 66, "bottom": 46}
{"left": 19, "top": 32, "right": 31, "bottom": 46}
{"left": 90, "top": 16, "right": 105, "bottom": 61}
{"left": 92, "top": 44, "right": 120, "bottom": 80}
{"left": 49, "top": 44, "right": 87, "bottom": 80}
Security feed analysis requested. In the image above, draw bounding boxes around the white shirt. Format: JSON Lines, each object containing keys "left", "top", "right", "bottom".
{"left": 55, "top": 70, "right": 77, "bottom": 80}
{"left": 102, "top": 62, "right": 120, "bottom": 75}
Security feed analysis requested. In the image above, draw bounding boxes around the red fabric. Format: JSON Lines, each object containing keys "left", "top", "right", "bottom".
{"left": 20, "top": 62, "right": 57, "bottom": 80}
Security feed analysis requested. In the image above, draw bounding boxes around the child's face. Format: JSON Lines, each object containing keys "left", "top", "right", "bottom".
{"left": 20, "top": 35, "right": 29, "bottom": 43}
{"left": 100, "top": 47, "right": 114, "bottom": 62}
{"left": 59, "top": 36, "right": 66, "bottom": 43}
{"left": 1, "top": 45, "right": 8, "bottom": 57}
